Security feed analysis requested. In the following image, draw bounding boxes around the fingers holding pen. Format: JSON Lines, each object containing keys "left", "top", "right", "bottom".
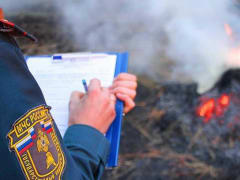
{"left": 97, "top": 87, "right": 117, "bottom": 124}
{"left": 69, "top": 78, "right": 117, "bottom": 134}
{"left": 102, "top": 87, "right": 117, "bottom": 106}
{"left": 69, "top": 91, "right": 85, "bottom": 109}
{"left": 88, "top": 80, "right": 117, "bottom": 109}
{"left": 70, "top": 91, "right": 85, "bottom": 100}
{"left": 88, "top": 78, "right": 101, "bottom": 93}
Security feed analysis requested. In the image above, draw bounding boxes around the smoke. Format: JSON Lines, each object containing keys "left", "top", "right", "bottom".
{"left": 3, "top": 0, "right": 240, "bottom": 93}
{"left": 55, "top": 0, "right": 240, "bottom": 93}
{"left": 1, "top": 1, "right": 46, "bottom": 12}
{"left": 55, "top": 0, "right": 168, "bottom": 80}
{"left": 162, "top": 0, "right": 240, "bottom": 92}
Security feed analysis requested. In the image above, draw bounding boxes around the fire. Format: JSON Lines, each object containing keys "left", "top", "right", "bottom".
{"left": 224, "top": 23, "right": 240, "bottom": 66}
{"left": 224, "top": 24, "right": 233, "bottom": 37}
{"left": 196, "top": 24, "right": 237, "bottom": 122}
{"left": 218, "top": 94, "right": 230, "bottom": 107}
{"left": 197, "top": 94, "right": 230, "bottom": 123}
{"left": 198, "top": 98, "right": 215, "bottom": 123}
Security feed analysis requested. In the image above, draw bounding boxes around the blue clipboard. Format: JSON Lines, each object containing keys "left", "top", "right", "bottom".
{"left": 106, "top": 52, "right": 128, "bottom": 167}
{"left": 26, "top": 52, "right": 129, "bottom": 168}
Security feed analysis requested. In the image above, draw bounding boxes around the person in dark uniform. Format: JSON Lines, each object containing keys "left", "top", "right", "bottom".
{"left": 0, "top": 9, "right": 137, "bottom": 180}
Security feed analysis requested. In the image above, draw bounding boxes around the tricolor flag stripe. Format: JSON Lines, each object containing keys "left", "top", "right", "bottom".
{"left": 40, "top": 121, "right": 45, "bottom": 131}
{"left": 29, "top": 127, "right": 34, "bottom": 133}
{"left": 45, "top": 122, "right": 53, "bottom": 134}
{"left": 19, "top": 142, "right": 34, "bottom": 155}
{"left": 16, "top": 136, "right": 33, "bottom": 154}
{"left": 46, "top": 128, "right": 53, "bottom": 134}
{"left": 17, "top": 138, "right": 32, "bottom": 151}
{"left": 29, "top": 127, "right": 37, "bottom": 140}
{"left": 45, "top": 122, "right": 51, "bottom": 126}
{"left": 16, "top": 136, "right": 31, "bottom": 149}
{"left": 30, "top": 131, "right": 34, "bottom": 136}
{"left": 31, "top": 134, "right": 37, "bottom": 139}
{"left": 45, "top": 124, "right": 52, "bottom": 131}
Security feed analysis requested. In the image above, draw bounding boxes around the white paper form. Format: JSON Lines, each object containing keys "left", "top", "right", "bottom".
{"left": 27, "top": 54, "right": 117, "bottom": 137}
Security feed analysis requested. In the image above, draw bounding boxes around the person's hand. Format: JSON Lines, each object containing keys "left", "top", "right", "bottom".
{"left": 68, "top": 79, "right": 116, "bottom": 134}
{"left": 110, "top": 73, "right": 137, "bottom": 113}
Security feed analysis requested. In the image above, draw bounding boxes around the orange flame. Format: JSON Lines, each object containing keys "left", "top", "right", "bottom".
{"left": 224, "top": 23, "right": 233, "bottom": 37}
{"left": 0, "top": 8, "right": 4, "bottom": 20}
{"left": 218, "top": 94, "right": 230, "bottom": 107}
{"left": 197, "top": 94, "right": 230, "bottom": 123}
{"left": 197, "top": 98, "right": 215, "bottom": 123}
{"left": 224, "top": 23, "right": 240, "bottom": 66}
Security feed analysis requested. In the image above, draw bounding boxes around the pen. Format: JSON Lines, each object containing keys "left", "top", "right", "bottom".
{"left": 82, "top": 79, "right": 88, "bottom": 92}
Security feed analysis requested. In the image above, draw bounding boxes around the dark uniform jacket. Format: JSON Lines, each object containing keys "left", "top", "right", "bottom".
{"left": 0, "top": 32, "right": 110, "bottom": 180}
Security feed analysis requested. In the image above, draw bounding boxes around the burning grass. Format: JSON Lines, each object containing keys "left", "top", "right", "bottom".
{"left": 104, "top": 73, "right": 240, "bottom": 179}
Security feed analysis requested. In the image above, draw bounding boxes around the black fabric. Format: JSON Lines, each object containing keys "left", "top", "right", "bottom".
{"left": 0, "top": 32, "right": 18, "bottom": 47}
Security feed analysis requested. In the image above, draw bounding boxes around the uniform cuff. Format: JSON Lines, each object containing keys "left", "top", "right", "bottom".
{"left": 63, "top": 124, "right": 110, "bottom": 165}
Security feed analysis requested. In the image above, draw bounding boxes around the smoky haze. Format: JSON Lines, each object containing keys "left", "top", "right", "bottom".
{"left": 3, "top": 0, "right": 240, "bottom": 93}
{"left": 1, "top": 1, "right": 43, "bottom": 12}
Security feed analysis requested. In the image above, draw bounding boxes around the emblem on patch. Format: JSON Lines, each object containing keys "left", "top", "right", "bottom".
{"left": 7, "top": 105, "right": 65, "bottom": 180}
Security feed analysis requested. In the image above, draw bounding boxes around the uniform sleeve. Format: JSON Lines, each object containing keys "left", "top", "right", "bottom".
{"left": 63, "top": 125, "right": 110, "bottom": 180}
{"left": 0, "top": 35, "right": 110, "bottom": 180}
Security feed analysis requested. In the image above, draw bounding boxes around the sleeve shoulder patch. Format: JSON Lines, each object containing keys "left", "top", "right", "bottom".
{"left": 7, "top": 105, "right": 66, "bottom": 180}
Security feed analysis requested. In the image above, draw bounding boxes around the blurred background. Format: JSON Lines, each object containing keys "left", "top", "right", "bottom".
{"left": 4, "top": 0, "right": 240, "bottom": 179}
